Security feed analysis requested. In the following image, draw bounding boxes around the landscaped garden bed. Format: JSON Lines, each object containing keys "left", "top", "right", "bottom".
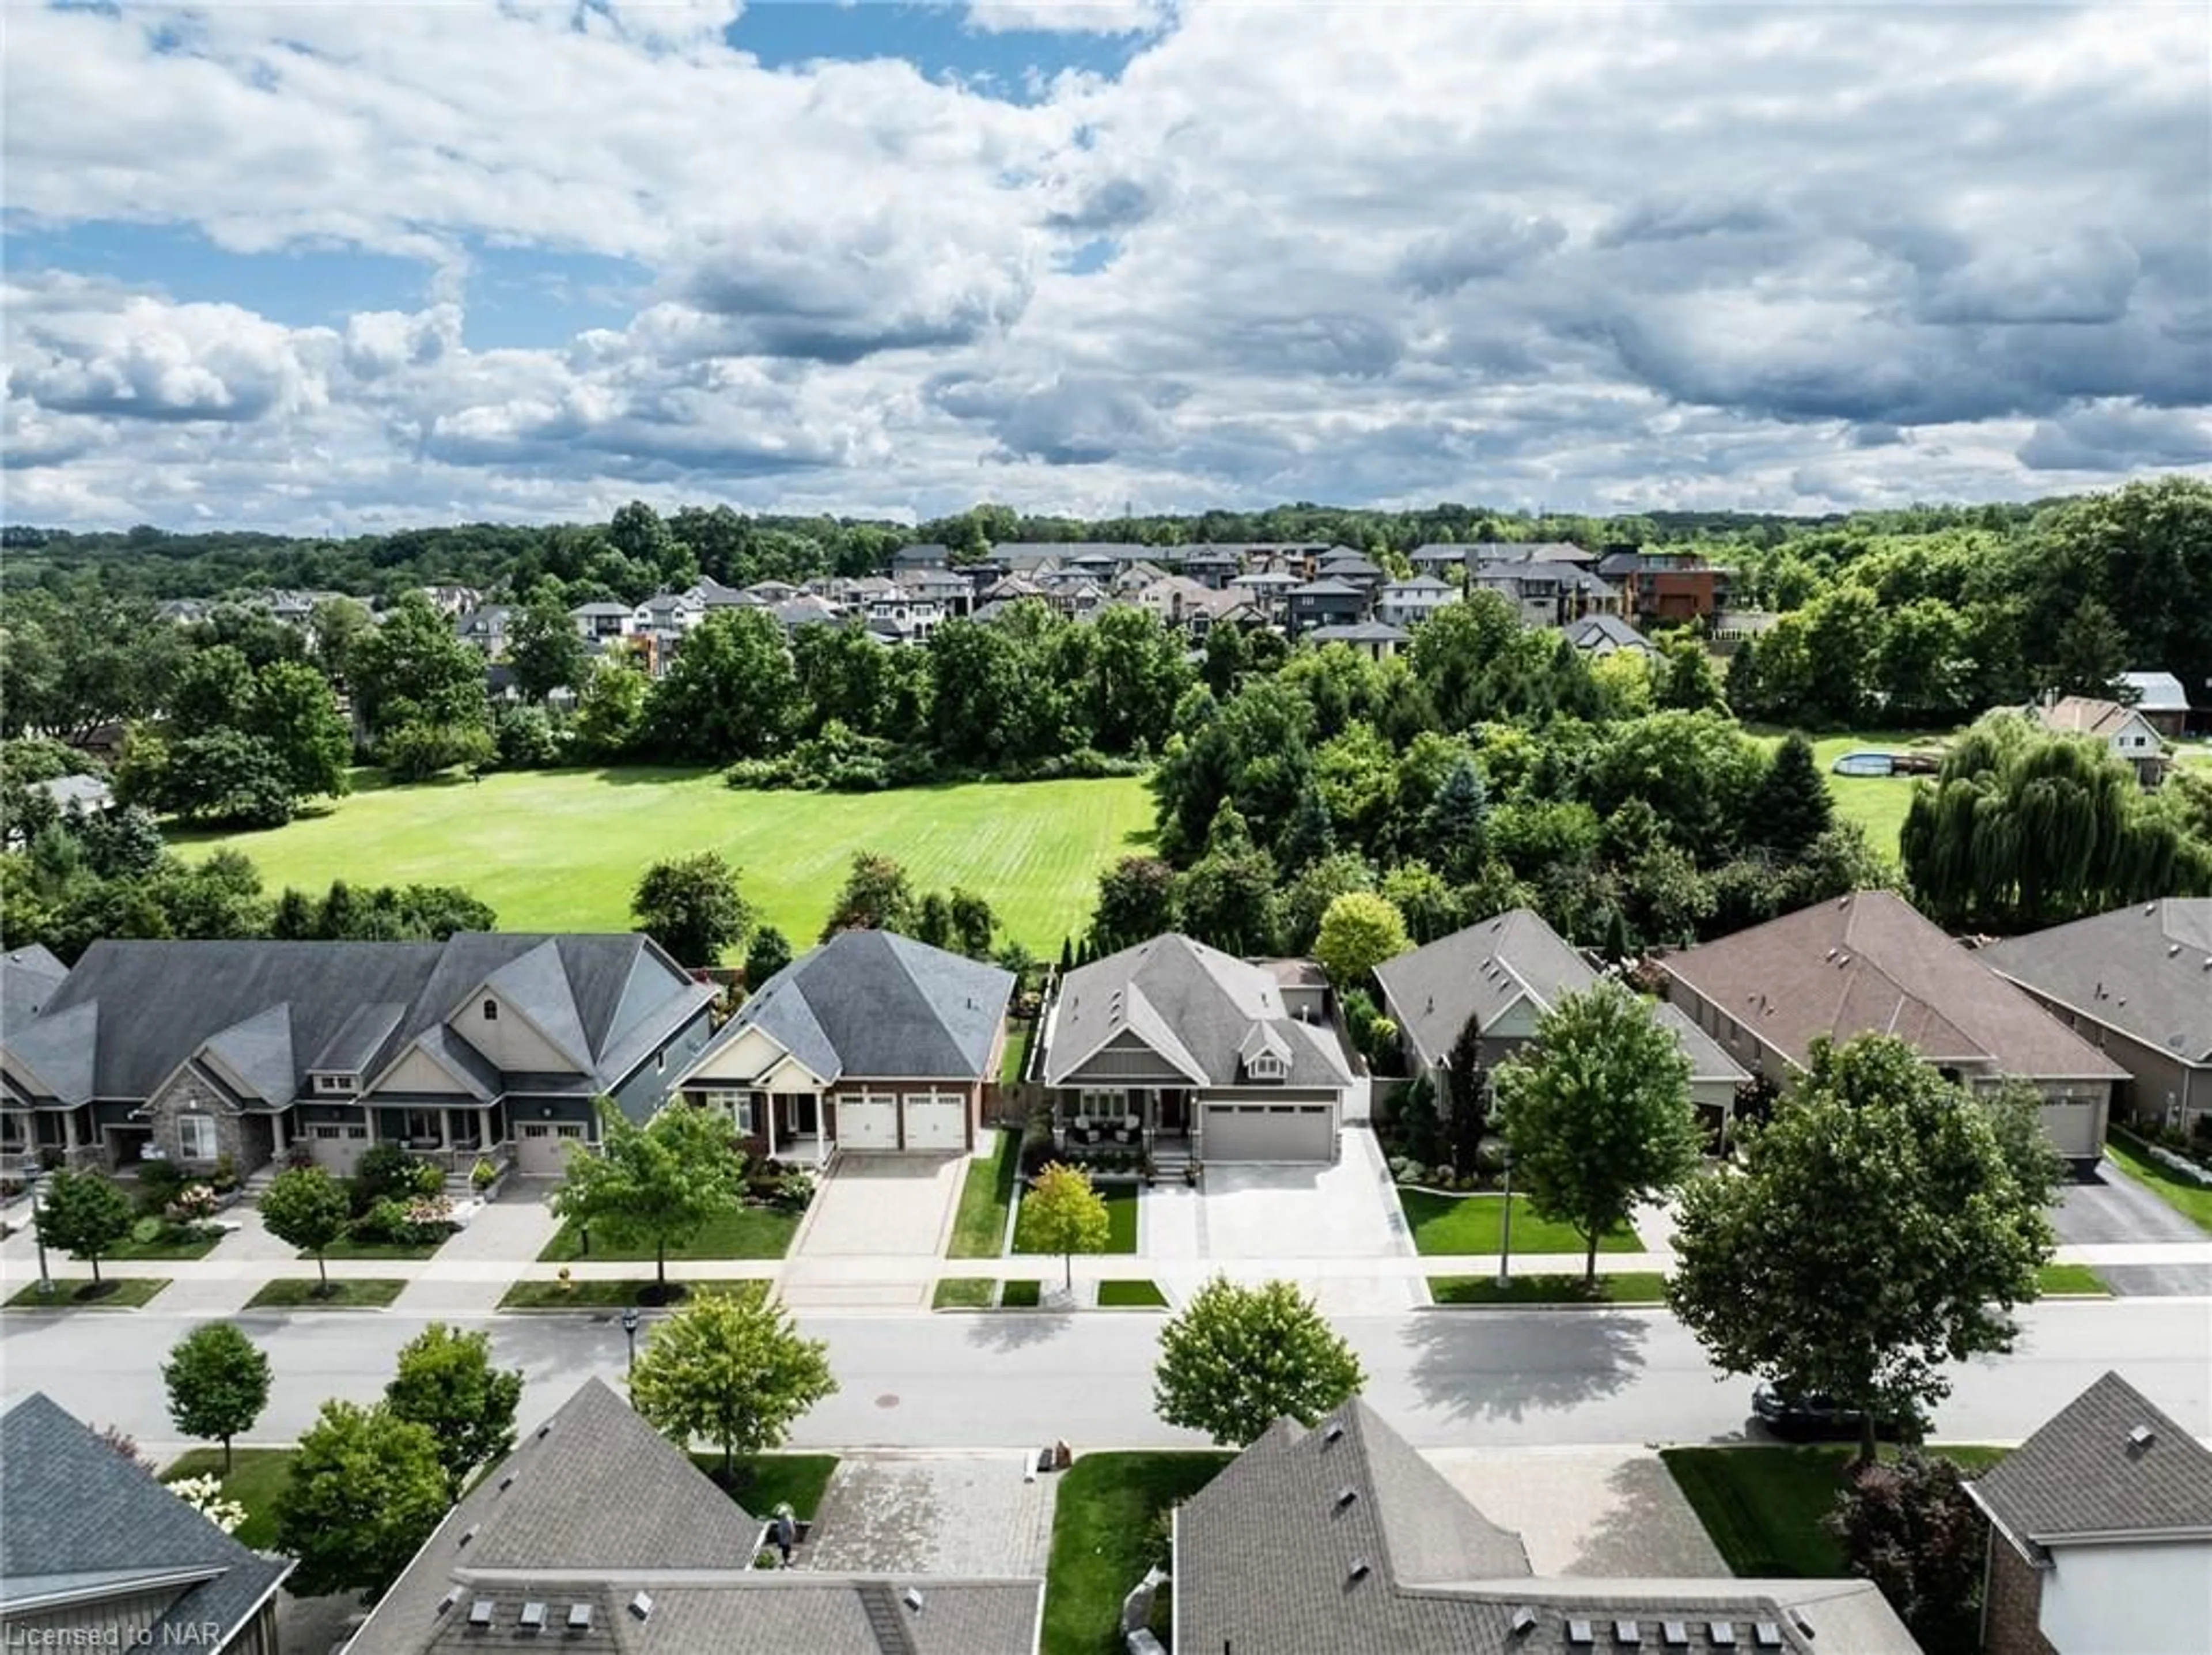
{"left": 162, "top": 1449, "right": 293, "bottom": 1550}
{"left": 999, "top": 1279, "right": 1043, "bottom": 1308}
{"left": 932, "top": 1277, "right": 997, "bottom": 1309}
{"left": 1096, "top": 1279, "right": 1168, "bottom": 1308}
{"left": 1013, "top": 1183, "right": 1139, "bottom": 1255}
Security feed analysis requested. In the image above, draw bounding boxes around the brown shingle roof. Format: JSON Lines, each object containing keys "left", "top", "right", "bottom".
{"left": 1657, "top": 892, "right": 2125, "bottom": 1081}
{"left": 1971, "top": 1371, "right": 2212, "bottom": 1549}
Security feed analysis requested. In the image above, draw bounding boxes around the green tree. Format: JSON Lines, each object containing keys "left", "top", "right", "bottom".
{"left": 645, "top": 608, "right": 799, "bottom": 760}
{"left": 551, "top": 1100, "right": 744, "bottom": 1297}
{"left": 1495, "top": 980, "right": 1702, "bottom": 1286}
{"left": 1153, "top": 1275, "right": 1365, "bottom": 1446}
{"left": 347, "top": 592, "right": 491, "bottom": 753}
{"left": 249, "top": 659, "right": 352, "bottom": 803}
{"left": 631, "top": 851, "right": 753, "bottom": 966}
{"left": 33, "top": 1169, "right": 134, "bottom": 1285}
{"left": 308, "top": 597, "right": 374, "bottom": 687}
{"left": 1749, "top": 732, "right": 1835, "bottom": 858}
{"left": 1311, "top": 891, "right": 1411, "bottom": 993}
{"left": 385, "top": 1322, "right": 525, "bottom": 1499}
{"left": 743, "top": 925, "right": 794, "bottom": 989}
{"left": 1658, "top": 637, "right": 1726, "bottom": 713}
{"left": 169, "top": 644, "right": 257, "bottom": 733}
{"left": 2048, "top": 594, "right": 2128, "bottom": 698}
{"left": 274, "top": 1400, "right": 449, "bottom": 1601}
{"left": 1090, "top": 855, "right": 1179, "bottom": 952}
{"left": 571, "top": 658, "right": 649, "bottom": 760}
{"left": 627, "top": 1290, "right": 838, "bottom": 1483}
{"left": 1421, "top": 756, "right": 1489, "bottom": 881}
{"left": 1825, "top": 1452, "right": 1988, "bottom": 1649}
{"left": 508, "top": 586, "right": 590, "bottom": 702}
{"left": 1378, "top": 859, "right": 1461, "bottom": 945}
{"left": 258, "top": 1167, "right": 354, "bottom": 1294}
{"left": 1668, "top": 1035, "right": 2054, "bottom": 1463}
{"left": 1442, "top": 1012, "right": 1487, "bottom": 1180}
{"left": 1278, "top": 783, "right": 1336, "bottom": 875}
{"left": 1014, "top": 1161, "right": 1111, "bottom": 1293}
{"left": 162, "top": 1322, "right": 271, "bottom": 1474}
{"left": 819, "top": 850, "right": 916, "bottom": 940}
{"left": 1173, "top": 840, "right": 1279, "bottom": 957}
{"left": 145, "top": 729, "right": 298, "bottom": 828}
{"left": 948, "top": 888, "right": 997, "bottom": 959}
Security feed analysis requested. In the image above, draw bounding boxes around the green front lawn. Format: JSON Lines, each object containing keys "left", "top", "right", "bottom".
{"left": 689, "top": 1452, "right": 839, "bottom": 1520}
{"left": 164, "top": 1449, "right": 294, "bottom": 1551}
{"left": 2104, "top": 1133, "right": 2212, "bottom": 1234}
{"left": 1044, "top": 1452, "right": 1234, "bottom": 1655}
{"left": 309, "top": 1234, "right": 448, "bottom": 1261}
{"left": 537, "top": 1205, "right": 801, "bottom": 1263}
{"left": 1001, "top": 1279, "right": 1042, "bottom": 1307}
{"left": 1396, "top": 1190, "right": 1639, "bottom": 1256}
{"left": 5, "top": 1277, "right": 169, "bottom": 1309}
{"left": 1097, "top": 1279, "right": 1168, "bottom": 1307}
{"left": 933, "top": 1277, "right": 997, "bottom": 1309}
{"left": 2037, "top": 1262, "right": 2111, "bottom": 1296}
{"left": 1013, "top": 1184, "right": 1139, "bottom": 1257}
{"left": 1001, "top": 1020, "right": 1036, "bottom": 1084}
{"left": 177, "top": 768, "right": 1154, "bottom": 956}
{"left": 109, "top": 1227, "right": 225, "bottom": 1260}
{"left": 1664, "top": 1444, "right": 2008, "bottom": 1579}
{"left": 1429, "top": 1271, "right": 1669, "bottom": 1306}
{"left": 499, "top": 1277, "right": 767, "bottom": 1310}
{"left": 245, "top": 1277, "right": 407, "bottom": 1309}
{"left": 948, "top": 1130, "right": 1021, "bottom": 1258}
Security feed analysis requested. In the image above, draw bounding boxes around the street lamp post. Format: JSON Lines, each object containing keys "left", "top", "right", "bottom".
{"left": 31, "top": 1162, "right": 55, "bottom": 1297}
{"left": 1495, "top": 1149, "right": 1515, "bottom": 1290}
{"left": 622, "top": 1306, "right": 641, "bottom": 1374}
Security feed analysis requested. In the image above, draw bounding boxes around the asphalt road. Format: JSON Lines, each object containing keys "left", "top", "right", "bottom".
{"left": 4, "top": 1298, "right": 2206, "bottom": 1453}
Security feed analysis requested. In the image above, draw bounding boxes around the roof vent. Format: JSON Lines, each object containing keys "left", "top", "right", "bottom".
{"left": 903, "top": 1588, "right": 925, "bottom": 1612}
{"left": 628, "top": 1591, "right": 654, "bottom": 1622}
{"left": 1334, "top": 1486, "right": 1358, "bottom": 1509}
{"left": 499, "top": 1473, "right": 517, "bottom": 1491}
{"left": 1660, "top": 1623, "right": 1688, "bottom": 1648}
{"left": 1753, "top": 1626, "right": 1783, "bottom": 1650}
{"left": 1347, "top": 1559, "right": 1372, "bottom": 1584}
{"left": 518, "top": 1601, "right": 546, "bottom": 1633}
{"left": 567, "top": 1604, "right": 593, "bottom": 1631}
{"left": 468, "top": 1600, "right": 495, "bottom": 1629}
{"left": 436, "top": 1588, "right": 462, "bottom": 1616}
{"left": 456, "top": 1523, "right": 479, "bottom": 1548}
{"left": 2170, "top": 942, "right": 2183, "bottom": 957}
{"left": 1789, "top": 1608, "right": 1816, "bottom": 1638}
{"left": 1823, "top": 948, "right": 1838, "bottom": 961}
{"left": 536, "top": 1421, "right": 552, "bottom": 1438}
{"left": 1567, "top": 1620, "right": 1595, "bottom": 1647}
{"left": 2129, "top": 1423, "right": 2157, "bottom": 1453}
{"left": 1615, "top": 1621, "right": 1642, "bottom": 1646}
{"left": 1323, "top": 1422, "right": 1345, "bottom": 1444}
{"left": 1710, "top": 1624, "right": 1737, "bottom": 1648}
{"left": 1510, "top": 1607, "right": 1539, "bottom": 1637}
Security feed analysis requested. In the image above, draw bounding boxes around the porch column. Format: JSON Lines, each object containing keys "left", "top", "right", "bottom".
{"left": 763, "top": 1093, "right": 779, "bottom": 1158}
{"left": 59, "top": 1111, "right": 78, "bottom": 1153}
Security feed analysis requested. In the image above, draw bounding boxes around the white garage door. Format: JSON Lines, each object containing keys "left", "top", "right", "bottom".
{"left": 1202, "top": 1104, "right": 1334, "bottom": 1163}
{"left": 2041, "top": 1099, "right": 2102, "bottom": 1162}
{"left": 516, "top": 1122, "right": 586, "bottom": 1175}
{"left": 306, "top": 1124, "right": 369, "bottom": 1176}
{"left": 902, "top": 1091, "right": 967, "bottom": 1152}
{"left": 838, "top": 1094, "right": 898, "bottom": 1150}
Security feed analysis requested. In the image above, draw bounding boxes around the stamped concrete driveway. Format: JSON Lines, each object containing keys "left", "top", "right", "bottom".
{"left": 1145, "top": 1126, "right": 1409, "bottom": 1267}
{"left": 801, "top": 1455, "right": 1057, "bottom": 1577}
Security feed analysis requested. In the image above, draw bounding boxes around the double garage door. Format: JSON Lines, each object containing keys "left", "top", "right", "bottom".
{"left": 1202, "top": 1103, "right": 1335, "bottom": 1164}
{"left": 516, "top": 1122, "right": 586, "bottom": 1175}
{"left": 837, "top": 1092, "right": 968, "bottom": 1152}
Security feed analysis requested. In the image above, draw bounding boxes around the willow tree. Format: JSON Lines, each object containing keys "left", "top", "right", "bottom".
{"left": 1902, "top": 713, "right": 2210, "bottom": 932}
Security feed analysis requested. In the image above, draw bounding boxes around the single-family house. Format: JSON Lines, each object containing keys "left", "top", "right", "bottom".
{"left": 1563, "top": 613, "right": 1659, "bottom": 659}
{"left": 570, "top": 600, "right": 634, "bottom": 642}
{"left": 1472, "top": 559, "right": 1619, "bottom": 628}
{"left": 418, "top": 583, "right": 482, "bottom": 618}
{"left": 889, "top": 541, "right": 952, "bottom": 574}
{"left": 1375, "top": 909, "right": 1748, "bottom": 1133}
{"left": 2, "top": 1392, "right": 291, "bottom": 1654}
{"left": 1229, "top": 567, "right": 1301, "bottom": 623}
{"left": 632, "top": 589, "right": 703, "bottom": 638}
{"left": 1040, "top": 934, "right": 1353, "bottom": 1165}
{"left": 768, "top": 594, "right": 843, "bottom": 633}
{"left": 1176, "top": 1398, "right": 1918, "bottom": 1655}
{"left": 1109, "top": 559, "right": 1172, "bottom": 596}
{"left": 1316, "top": 550, "right": 1388, "bottom": 589}
{"left": 452, "top": 603, "right": 513, "bottom": 656}
{"left": 343, "top": 1378, "right": 1041, "bottom": 1655}
{"left": 1287, "top": 578, "right": 1369, "bottom": 637}
{"left": 1466, "top": 539, "right": 1600, "bottom": 567}
{"left": 2031, "top": 696, "right": 2169, "bottom": 786}
{"left": 1178, "top": 546, "right": 1244, "bottom": 588}
{"left": 1306, "top": 620, "right": 1411, "bottom": 661}
{"left": 2117, "top": 671, "right": 2195, "bottom": 737}
{"left": 10, "top": 774, "right": 117, "bottom": 851}
{"left": 672, "top": 929, "right": 1012, "bottom": 1163}
{"left": 1137, "top": 575, "right": 1253, "bottom": 638}
{"left": 1407, "top": 542, "right": 1471, "bottom": 575}
{"left": 1596, "top": 549, "right": 1730, "bottom": 626}
{"left": 1979, "top": 900, "right": 2212, "bottom": 1138}
{"left": 1658, "top": 891, "right": 2127, "bottom": 1168}
{"left": 688, "top": 576, "right": 763, "bottom": 611}
{"left": 0, "top": 935, "right": 716, "bottom": 1180}
{"left": 1968, "top": 1370, "right": 2212, "bottom": 1655}
{"left": 864, "top": 590, "right": 946, "bottom": 643}
{"left": 1376, "top": 575, "right": 1457, "bottom": 628}
{"left": 898, "top": 568, "right": 975, "bottom": 620}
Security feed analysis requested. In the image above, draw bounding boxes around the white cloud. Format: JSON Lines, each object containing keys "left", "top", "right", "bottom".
{"left": 967, "top": 1, "right": 1169, "bottom": 36}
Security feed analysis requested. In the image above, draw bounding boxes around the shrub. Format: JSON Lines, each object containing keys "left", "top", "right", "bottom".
{"left": 131, "top": 1215, "right": 164, "bottom": 1244}
{"left": 354, "top": 1143, "right": 426, "bottom": 1209}
{"left": 209, "top": 1153, "right": 239, "bottom": 1194}
{"left": 285, "top": 1143, "right": 317, "bottom": 1171}
{"left": 470, "top": 1158, "right": 498, "bottom": 1192}
{"left": 771, "top": 1171, "right": 815, "bottom": 1213}
{"left": 168, "top": 1183, "right": 220, "bottom": 1224}
{"left": 135, "top": 1158, "right": 187, "bottom": 1214}
{"left": 1019, "top": 1109, "right": 1059, "bottom": 1177}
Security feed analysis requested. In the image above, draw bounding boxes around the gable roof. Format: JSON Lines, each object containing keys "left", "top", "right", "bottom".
{"left": 1289, "top": 577, "right": 1366, "bottom": 598}
{"left": 1, "top": 943, "right": 67, "bottom": 1031}
{"left": 1, "top": 1392, "right": 290, "bottom": 1642}
{"left": 681, "top": 929, "right": 1013, "bottom": 1087}
{"left": 1563, "top": 614, "right": 1657, "bottom": 654}
{"left": 1177, "top": 1398, "right": 1914, "bottom": 1655}
{"left": 1045, "top": 934, "right": 1351, "bottom": 1090}
{"left": 1382, "top": 575, "right": 1456, "bottom": 595}
{"left": 1374, "top": 910, "right": 1745, "bottom": 1085}
{"left": 1308, "top": 622, "right": 1411, "bottom": 645}
{"left": 1658, "top": 891, "right": 2125, "bottom": 1081}
{"left": 2118, "top": 671, "right": 2191, "bottom": 713}
{"left": 1971, "top": 1372, "right": 2212, "bottom": 1553}
{"left": 1980, "top": 900, "right": 2212, "bottom": 1067}
{"left": 2033, "top": 696, "right": 2161, "bottom": 741}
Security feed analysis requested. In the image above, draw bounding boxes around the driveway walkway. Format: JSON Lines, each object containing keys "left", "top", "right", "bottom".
{"left": 779, "top": 1154, "right": 967, "bottom": 1312}
{"left": 395, "top": 1180, "right": 563, "bottom": 1313}
{"left": 802, "top": 1454, "right": 1056, "bottom": 1577}
{"left": 1145, "top": 1126, "right": 1408, "bottom": 1263}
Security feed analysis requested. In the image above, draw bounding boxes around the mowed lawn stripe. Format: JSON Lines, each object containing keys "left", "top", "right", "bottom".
{"left": 177, "top": 769, "right": 1154, "bottom": 955}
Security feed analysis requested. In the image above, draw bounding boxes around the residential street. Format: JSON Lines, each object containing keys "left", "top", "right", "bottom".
{"left": 5, "top": 1297, "right": 2204, "bottom": 1456}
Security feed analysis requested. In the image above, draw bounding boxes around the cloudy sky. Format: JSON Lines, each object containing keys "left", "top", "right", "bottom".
{"left": 5, "top": 1, "right": 2209, "bottom": 532}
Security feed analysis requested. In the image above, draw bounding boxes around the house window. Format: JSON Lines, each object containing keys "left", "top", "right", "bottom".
{"left": 315, "top": 1074, "right": 354, "bottom": 1095}
{"left": 1077, "top": 1089, "right": 1124, "bottom": 1120}
{"left": 703, "top": 1092, "right": 754, "bottom": 1134}
{"left": 482, "top": 998, "right": 499, "bottom": 1021}
{"left": 179, "top": 1114, "right": 218, "bottom": 1161}
{"left": 1248, "top": 1054, "right": 1285, "bottom": 1081}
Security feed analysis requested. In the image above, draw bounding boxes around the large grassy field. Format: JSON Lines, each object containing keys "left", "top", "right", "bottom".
{"left": 179, "top": 767, "right": 1154, "bottom": 955}
{"left": 1749, "top": 728, "right": 1957, "bottom": 861}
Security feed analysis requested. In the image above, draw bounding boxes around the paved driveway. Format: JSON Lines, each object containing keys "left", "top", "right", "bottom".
{"left": 802, "top": 1455, "right": 1056, "bottom": 1576}
{"left": 1426, "top": 1448, "right": 1725, "bottom": 1577}
{"left": 796, "top": 1155, "right": 965, "bottom": 1259}
{"left": 2052, "top": 1162, "right": 2203, "bottom": 1244}
{"left": 1145, "top": 1126, "right": 1408, "bottom": 1263}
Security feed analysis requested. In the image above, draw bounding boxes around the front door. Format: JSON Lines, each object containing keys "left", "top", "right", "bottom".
{"left": 1158, "top": 1090, "right": 1188, "bottom": 1133}
{"left": 779, "top": 1095, "right": 819, "bottom": 1137}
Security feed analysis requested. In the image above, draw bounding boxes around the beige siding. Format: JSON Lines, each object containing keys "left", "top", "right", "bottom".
{"left": 450, "top": 992, "right": 579, "bottom": 1073}
{"left": 379, "top": 1047, "right": 474, "bottom": 1096}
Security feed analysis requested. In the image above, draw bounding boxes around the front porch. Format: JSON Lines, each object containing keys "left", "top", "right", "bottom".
{"left": 1052, "top": 1086, "right": 1195, "bottom": 1172}
{"left": 692, "top": 1088, "right": 831, "bottom": 1169}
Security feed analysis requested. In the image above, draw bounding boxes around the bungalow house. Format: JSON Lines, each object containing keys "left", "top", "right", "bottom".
{"left": 1979, "top": 900, "right": 2212, "bottom": 1138}
{"left": 1657, "top": 891, "right": 2127, "bottom": 1169}
{"left": 1563, "top": 613, "right": 1659, "bottom": 659}
{"left": 1376, "top": 575, "right": 1457, "bottom": 628}
{"left": 2031, "top": 696, "right": 2169, "bottom": 786}
{"left": 344, "top": 1378, "right": 1042, "bottom": 1655}
{"left": 2117, "top": 671, "right": 2195, "bottom": 737}
{"left": 1307, "top": 620, "right": 1411, "bottom": 661}
{"left": 1968, "top": 1371, "right": 2212, "bottom": 1655}
{"left": 0, "top": 935, "right": 716, "bottom": 1180}
{"left": 1286, "top": 577, "right": 1369, "bottom": 637}
{"left": 672, "top": 929, "right": 1012, "bottom": 1163}
{"left": 1374, "top": 909, "right": 1748, "bottom": 1133}
{"left": 2, "top": 1392, "right": 291, "bottom": 1654}
{"left": 1040, "top": 934, "right": 1353, "bottom": 1165}
{"left": 1175, "top": 1398, "right": 1917, "bottom": 1655}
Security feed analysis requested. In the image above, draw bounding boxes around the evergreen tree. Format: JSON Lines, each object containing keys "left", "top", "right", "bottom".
{"left": 1421, "top": 757, "right": 1489, "bottom": 881}
{"left": 1442, "top": 1012, "right": 1487, "bottom": 1180}
{"left": 1279, "top": 783, "right": 1335, "bottom": 875}
{"left": 743, "top": 926, "right": 794, "bottom": 989}
{"left": 1724, "top": 634, "right": 1762, "bottom": 715}
{"left": 2049, "top": 595, "right": 2128, "bottom": 698}
{"left": 1749, "top": 732, "right": 1834, "bottom": 858}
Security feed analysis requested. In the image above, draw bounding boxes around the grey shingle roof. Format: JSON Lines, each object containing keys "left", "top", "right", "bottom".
{"left": 1, "top": 943, "right": 67, "bottom": 1033}
{"left": 1971, "top": 1370, "right": 2212, "bottom": 1549}
{"left": 1, "top": 1393, "right": 290, "bottom": 1643}
{"left": 2119, "top": 670, "right": 2191, "bottom": 713}
{"left": 1176, "top": 1399, "right": 1914, "bottom": 1654}
{"left": 1658, "top": 891, "right": 2127, "bottom": 1082}
{"left": 1980, "top": 900, "right": 2212, "bottom": 1067}
{"left": 1563, "top": 614, "right": 1657, "bottom": 654}
{"left": 1308, "top": 622, "right": 1411, "bottom": 645}
{"left": 684, "top": 930, "right": 1013, "bottom": 1086}
{"left": 1374, "top": 910, "right": 1746, "bottom": 1086}
{"left": 1046, "top": 934, "right": 1352, "bottom": 1090}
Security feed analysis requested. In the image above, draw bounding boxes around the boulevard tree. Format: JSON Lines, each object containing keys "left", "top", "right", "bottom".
{"left": 274, "top": 1401, "right": 449, "bottom": 1601}
{"left": 385, "top": 1323, "right": 525, "bottom": 1499}
{"left": 1014, "top": 1161, "right": 1111, "bottom": 1295}
{"left": 550, "top": 1099, "right": 744, "bottom": 1298}
{"left": 34, "top": 1168, "right": 134, "bottom": 1285}
{"left": 258, "top": 1167, "right": 354, "bottom": 1295}
{"left": 1154, "top": 1275, "right": 1365, "bottom": 1446}
{"left": 627, "top": 1290, "right": 838, "bottom": 1485}
{"left": 162, "top": 1322, "right": 272, "bottom": 1473}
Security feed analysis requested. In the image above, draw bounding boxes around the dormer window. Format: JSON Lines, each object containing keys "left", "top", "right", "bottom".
{"left": 1248, "top": 1053, "right": 1285, "bottom": 1081}
{"left": 482, "top": 998, "right": 499, "bottom": 1021}
{"left": 314, "top": 1074, "right": 355, "bottom": 1095}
